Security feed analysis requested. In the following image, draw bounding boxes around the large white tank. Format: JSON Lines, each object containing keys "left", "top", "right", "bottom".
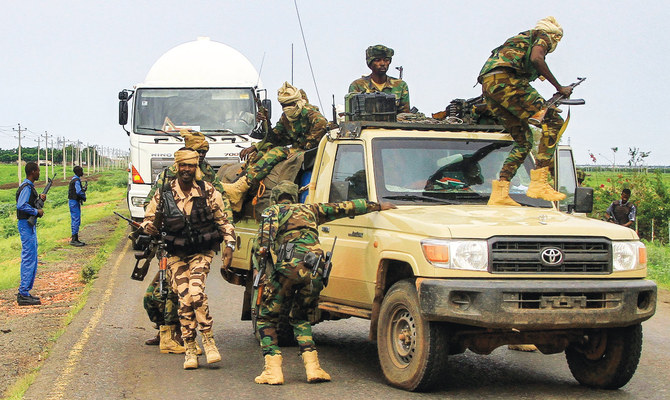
{"left": 142, "top": 36, "right": 261, "bottom": 88}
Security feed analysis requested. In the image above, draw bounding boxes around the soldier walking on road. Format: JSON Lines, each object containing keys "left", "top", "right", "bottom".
{"left": 141, "top": 148, "right": 236, "bottom": 370}
{"left": 68, "top": 166, "right": 87, "bottom": 246}
{"left": 244, "top": 181, "right": 396, "bottom": 385}
{"left": 479, "top": 16, "right": 572, "bottom": 206}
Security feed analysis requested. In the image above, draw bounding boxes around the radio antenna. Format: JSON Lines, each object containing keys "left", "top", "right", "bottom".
{"left": 293, "top": 0, "right": 324, "bottom": 111}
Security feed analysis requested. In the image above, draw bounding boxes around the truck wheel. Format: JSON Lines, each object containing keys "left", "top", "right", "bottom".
{"left": 565, "top": 324, "right": 642, "bottom": 389}
{"left": 377, "top": 279, "right": 448, "bottom": 391}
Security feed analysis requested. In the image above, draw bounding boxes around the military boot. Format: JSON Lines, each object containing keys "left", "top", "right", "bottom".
{"left": 508, "top": 344, "right": 538, "bottom": 352}
{"left": 201, "top": 330, "right": 222, "bottom": 364}
{"left": 254, "top": 354, "right": 284, "bottom": 385}
{"left": 159, "top": 325, "right": 185, "bottom": 354}
{"left": 221, "top": 177, "right": 250, "bottom": 212}
{"left": 145, "top": 331, "right": 160, "bottom": 346}
{"left": 70, "top": 234, "right": 85, "bottom": 247}
{"left": 526, "top": 167, "right": 566, "bottom": 201}
{"left": 487, "top": 180, "right": 521, "bottom": 206}
{"left": 301, "top": 350, "right": 331, "bottom": 383}
{"left": 183, "top": 340, "right": 199, "bottom": 370}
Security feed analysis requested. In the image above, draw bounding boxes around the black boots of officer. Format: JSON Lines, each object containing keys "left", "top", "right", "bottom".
{"left": 70, "top": 234, "right": 85, "bottom": 247}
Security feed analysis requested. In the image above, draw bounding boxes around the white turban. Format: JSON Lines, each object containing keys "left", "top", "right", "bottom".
{"left": 277, "top": 82, "right": 306, "bottom": 121}
{"left": 535, "top": 16, "right": 563, "bottom": 53}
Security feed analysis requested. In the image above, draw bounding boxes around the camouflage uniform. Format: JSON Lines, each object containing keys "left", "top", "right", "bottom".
{"left": 143, "top": 178, "right": 235, "bottom": 340}
{"left": 245, "top": 104, "right": 327, "bottom": 183}
{"left": 348, "top": 75, "right": 410, "bottom": 114}
{"left": 478, "top": 30, "right": 565, "bottom": 181}
{"left": 254, "top": 198, "right": 382, "bottom": 356}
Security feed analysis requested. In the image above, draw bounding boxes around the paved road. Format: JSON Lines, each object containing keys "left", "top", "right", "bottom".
{"left": 25, "top": 240, "right": 670, "bottom": 400}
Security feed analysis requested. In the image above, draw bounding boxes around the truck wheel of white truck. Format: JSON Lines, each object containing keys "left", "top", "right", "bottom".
{"left": 377, "top": 279, "right": 448, "bottom": 391}
{"left": 565, "top": 324, "right": 642, "bottom": 389}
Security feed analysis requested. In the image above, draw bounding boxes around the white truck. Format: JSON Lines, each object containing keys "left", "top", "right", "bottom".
{"left": 118, "top": 37, "right": 270, "bottom": 219}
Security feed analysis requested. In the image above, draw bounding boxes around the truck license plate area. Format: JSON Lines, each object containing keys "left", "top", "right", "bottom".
{"left": 503, "top": 292, "right": 622, "bottom": 310}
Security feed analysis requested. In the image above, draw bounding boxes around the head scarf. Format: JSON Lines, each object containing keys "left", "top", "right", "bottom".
{"left": 271, "top": 180, "right": 299, "bottom": 204}
{"left": 277, "top": 82, "right": 305, "bottom": 121}
{"left": 180, "top": 129, "right": 209, "bottom": 151}
{"left": 173, "top": 149, "right": 203, "bottom": 180}
{"left": 534, "top": 16, "right": 563, "bottom": 53}
{"left": 366, "top": 44, "right": 394, "bottom": 66}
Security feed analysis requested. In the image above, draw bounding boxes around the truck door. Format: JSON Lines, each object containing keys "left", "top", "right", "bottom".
{"left": 554, "top": 145, "right": 578, "bottom": 212}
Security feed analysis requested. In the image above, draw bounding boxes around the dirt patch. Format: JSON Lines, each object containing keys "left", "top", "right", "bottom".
{"left": 0, "top": 214, "right": 120, "bottom": 396}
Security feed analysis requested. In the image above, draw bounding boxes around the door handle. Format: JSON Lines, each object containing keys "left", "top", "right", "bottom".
{"left": 321, "top": 226, "right": 330, "bottom": 233}
{"left": 348, "top": 231, "right": 363, "bottom": 238}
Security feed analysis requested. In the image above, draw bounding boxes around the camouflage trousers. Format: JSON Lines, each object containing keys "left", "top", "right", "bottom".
{"left": 143, "top": 269, "right": 180, "bottom": 327}
{"left": 167, "top": 250, "right": 215, "bottom": 341}
{"left": 257, "top": 260, "right": 324, "bottom": 356}
{"left": 245, "top": 146, "right": 290, "bottom": 183}
{"left": 482, "top": 72, "right": 564, "bottom": 181}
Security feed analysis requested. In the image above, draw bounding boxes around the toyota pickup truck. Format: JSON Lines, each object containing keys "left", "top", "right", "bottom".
{"left": 222, "top": 120, "right": 656, "bottom": 391}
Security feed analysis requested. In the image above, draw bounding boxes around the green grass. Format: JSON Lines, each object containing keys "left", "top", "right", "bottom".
{"left": 0, "top": 163, "right": 108, "bottom": 186}
{"left": 646, "top": 240, "right": 670, "bottom": 289}
{"left": 582, "top": 170, "right": 670, "bottom": 188}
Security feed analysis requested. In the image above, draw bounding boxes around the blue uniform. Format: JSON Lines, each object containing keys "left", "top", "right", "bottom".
{"left": 69, "top": 176, "right": 86, "bottom": 235}
{"left": 16, "top": 179, "right": 39, "bottom": 297}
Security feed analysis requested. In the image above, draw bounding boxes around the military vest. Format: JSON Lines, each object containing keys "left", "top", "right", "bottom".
{"left": 68, "top": 177, "right": 82, "bottom": 200}
{"left": 613, "top": 201, "right": 633, "bottom": 224}
{"left": 16, "top": 182, "right": 38, "bottom": 220}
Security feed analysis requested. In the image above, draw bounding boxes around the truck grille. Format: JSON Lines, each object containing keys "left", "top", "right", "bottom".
{"left": 503, "top": 292, "right": 622, "bottom": 310}
{"left": 489, "top": 237, "right": 611, "bottom": 274}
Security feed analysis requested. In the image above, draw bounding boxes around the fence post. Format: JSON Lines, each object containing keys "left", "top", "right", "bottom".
{"left": 651, "top": 219, "right": 654, "bottom": 242}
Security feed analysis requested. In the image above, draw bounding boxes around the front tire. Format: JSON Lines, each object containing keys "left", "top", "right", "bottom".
{"left": 377, "top": 279, "right": 448, "bottom": 391}
{"left": 565, "top": 324, "right": 643, "bottom": 389}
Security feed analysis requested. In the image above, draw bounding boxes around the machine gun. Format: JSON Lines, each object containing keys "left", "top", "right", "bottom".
{"left": 529, "top": 77, "right": 587, "bottom": 125}
{"left": 27, "top": 173, "right": 56, "bottom": 227}
{"left": 251, "top": 90, "right": 270, "bottom": 140}
{"left": 433, "top": 95, "right": 492, "bottom": 125}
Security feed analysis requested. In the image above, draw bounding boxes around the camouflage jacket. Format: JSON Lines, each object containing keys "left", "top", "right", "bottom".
{"left": 348, "top": 75, "right": 410, "bottom": 113}
{"left": 478, "top": 30, "right": 552, "bottom": 83}
{"left": 144, "top": 160, "right": 232, "bottom": 219}
{"left": 142, "top": 178, "right": 235, "bottom": 244}
{"left": 254, "top": 104, "right": 327, "bottom": 154}
{"left": 254, "top": 199, "right": 382, "bottom": 258}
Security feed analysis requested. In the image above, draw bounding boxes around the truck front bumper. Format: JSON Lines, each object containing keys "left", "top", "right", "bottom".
{"left": 418, "top": 278, "right": 656, "bottom": 329}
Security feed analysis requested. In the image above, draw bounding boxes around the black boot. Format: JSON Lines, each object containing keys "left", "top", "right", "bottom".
{"left": 76, "top": 234, "right": 86, "bottom": 246}
{"left": 70, "top": 234, "right": 85, "bottom": 247}
{"left": 17, "top": 293, "right": 41, "bottom": 306}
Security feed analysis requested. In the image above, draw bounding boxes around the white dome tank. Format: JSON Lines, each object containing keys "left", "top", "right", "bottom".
{"left": 142, "top": 37, "right": 261, "bottom": 88}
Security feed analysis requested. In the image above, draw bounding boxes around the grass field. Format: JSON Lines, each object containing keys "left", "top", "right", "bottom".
{"left": 0, "top": 168, "right": 127, "bottom": 291}
{"left": 0, "top": 163, "right": 117, "bottom": 186}
{"left": 581, "top": 169, "right": 670, "bottom": 188}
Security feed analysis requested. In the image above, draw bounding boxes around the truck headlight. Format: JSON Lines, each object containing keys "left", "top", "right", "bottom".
{"left": 421, "top": 239, "right": 488, "bottom": 271}
{"left": 612, "top": 241, "right": 646, "bottom": 271}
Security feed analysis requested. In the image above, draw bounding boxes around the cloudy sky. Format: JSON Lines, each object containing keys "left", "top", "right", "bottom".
{"left": 1, "top": 0, "right": 667, "bottom": 165}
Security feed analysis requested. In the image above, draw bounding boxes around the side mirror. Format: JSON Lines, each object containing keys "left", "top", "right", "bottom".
{"left": 119, "top": 100, "right": 129, "bottom": 126}
{"left": 573, "top": 186, "right": 593, "bottom": 213}
{"left": 262, "top": 99, "right": 272, "bottom": 120}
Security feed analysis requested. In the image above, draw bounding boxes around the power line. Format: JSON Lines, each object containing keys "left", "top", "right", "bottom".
{"left": 293, "top": 0, "right": 323, "bottom": 112}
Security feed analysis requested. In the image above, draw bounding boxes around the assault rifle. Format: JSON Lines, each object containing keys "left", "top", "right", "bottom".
{"left": 251, "top": 91, "right": 270, "bottom": 140}
{"left": 79, "top": 181, "right": 88, "bottom": 205}
{"left": 154, "top": 172, "right": 169, "bottom": 300}
{"left": 251, "top": 212, "right": 274, "bottom": 329}
{"left": 113, "top": 211, "right": 154, "bottom": 281}
{"left": 529, "top": 77, "right": 587, "bottom": 125}
{"left": 27, "top": 173, "right": 56, "bottom": 227}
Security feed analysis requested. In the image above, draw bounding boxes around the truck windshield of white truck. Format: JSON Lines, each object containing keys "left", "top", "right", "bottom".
{"left": 133, "top": 88, "right": 255, "bottom": 135}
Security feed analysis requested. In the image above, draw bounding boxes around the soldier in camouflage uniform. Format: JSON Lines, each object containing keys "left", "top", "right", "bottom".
{"left": 142, "top": 130, "right": 232, "bottom": 352}
{"left": 223, "top": 82, "right": 328, "bottom": 212}
{"left": 479, "top": 17, "right": 573, "bottom": 206}
{"left": 142, "top": 148, "right": 236, "bottom": 370}
{"left": 248, "top": 180, "right": 396, "bottom": 385}
{"left": 348, "top": 44, "right": 410, "bottom": 114}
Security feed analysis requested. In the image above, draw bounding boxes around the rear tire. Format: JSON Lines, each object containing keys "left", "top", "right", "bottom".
{"left": 377, "top": 279, "right": 448, "bottom": 391}
{"left": 565, "top": 324, "right": 642, "bottom": 389}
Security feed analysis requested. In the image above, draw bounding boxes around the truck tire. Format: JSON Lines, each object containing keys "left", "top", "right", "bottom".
{"left": 377, "top": 279, "right": 448, "bottom": 391}
{"left": 565, "top": 324, "right": 642, "bottom": 389}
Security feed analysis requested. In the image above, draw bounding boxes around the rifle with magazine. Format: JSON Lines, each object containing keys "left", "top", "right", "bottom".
{"left": 27, "top": 173, "right": 56, "bottom": 227}
{"left": 529, "top": 77, "right": 586, "bottom": 125}
{"left": 251, "top": 212, "right": 274, "bottom": 330}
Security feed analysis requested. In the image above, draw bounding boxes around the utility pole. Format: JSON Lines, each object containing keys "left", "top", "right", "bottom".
{"left": 62, "top": 137, "right": 67, "bottom": 181}
{"left": 37, "top": 136, "right": 41, "bottom": 173}
{"left": 86, "top": 143, "right": 90, "bottom": 175}
{"left": 50, "top": 136, "right": 55, "bottom": 179}
{"left": 43, "top": 131, "right": 50, "bottom": 181}
{"left": 13, "top": 124, "right": 25, "bottom": 184}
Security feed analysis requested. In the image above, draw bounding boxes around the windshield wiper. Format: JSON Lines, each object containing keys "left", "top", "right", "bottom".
{"left": 383, "top": 194, "right": 456, "bottom": 205}
{"left": 201, "top": 129, "right": 250, "bottom": 142}
{"left": 136, "top": 127, "right": 183, "bottom": 141}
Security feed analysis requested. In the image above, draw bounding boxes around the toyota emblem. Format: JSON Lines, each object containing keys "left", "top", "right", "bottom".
{"left": 541, "top": 248, "right": 563, "bottom": 265}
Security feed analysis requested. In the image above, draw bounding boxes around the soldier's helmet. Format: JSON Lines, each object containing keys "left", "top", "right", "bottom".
{"left": 366, "top": 44, "right": 394, "bottom": 66}
{"left": 271, "top": 180, "right": 299, "bottom": 204}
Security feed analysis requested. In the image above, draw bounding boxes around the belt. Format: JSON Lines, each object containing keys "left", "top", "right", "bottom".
{"left": 480, "top": 69, "right": 513, "bottom": 82}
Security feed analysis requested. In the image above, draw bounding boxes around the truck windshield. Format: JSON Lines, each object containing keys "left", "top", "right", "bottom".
{"left": 372, "top": 137, "right": 551, "bottom": 207}
{"left": 133, "top": 88, "right": 256, "bottom": 135}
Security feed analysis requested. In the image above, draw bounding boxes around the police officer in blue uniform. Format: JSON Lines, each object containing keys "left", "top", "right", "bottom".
{"left": 16, "top": 162, "right": 46, "bottom": 306}
{"left": 68, "top": 166, "right": 87, "bottom": 246}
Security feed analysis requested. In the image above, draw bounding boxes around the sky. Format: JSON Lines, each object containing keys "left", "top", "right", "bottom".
{"left": 1, "top": 0, "right": 668, "bottom": 166}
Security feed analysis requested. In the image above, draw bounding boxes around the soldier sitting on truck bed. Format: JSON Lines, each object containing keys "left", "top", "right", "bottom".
{"left": 222, "top": 82, "right": 328, "bottom": 212}
{"left": 348, "top": 44, "right": 410, "bottom": 114}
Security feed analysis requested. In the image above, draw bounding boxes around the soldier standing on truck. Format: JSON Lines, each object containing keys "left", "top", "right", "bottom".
{"left": 348, "top": 44, "right": 410, "bottom": 114}
{"left": 223, "top": 82, "right": 328, "bottom": 212}
{"left": 141, "top": 130, "right": 233, "bottom": 352}
{"left": 479, "top": 16, "right": 572, "bottom": 206}
{"left": 248, "top": 181, "right": 396, "bottom": 385}
{"left": 605, "top": 188, "right": 637, "bottom": 228}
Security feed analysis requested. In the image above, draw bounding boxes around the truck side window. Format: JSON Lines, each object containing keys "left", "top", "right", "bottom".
{"left": 329, "top": 144, "right": 367, "bottom": 202}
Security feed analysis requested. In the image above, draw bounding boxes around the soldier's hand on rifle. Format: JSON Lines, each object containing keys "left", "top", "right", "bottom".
{"left": 144, "top": 221, "right": 159, "bottom": 236}
{"left": 256, "top": 111, "right": 267, "bottom": 122}
{"left": 37, "top": 209, "right": 44, "bottom": 218}
{"left": 558, "top": 86, "right": 573, "bottom": 97}
{"left": 222, "top": 245, "right": 233, "bottom": 268}
{"left": 240, "top": 146, "right": 257, "bottom": 161}
{"left": 39, "top": 194, "right": 47, "bottom": 201}
{"left": 380, "top": 202, "right": 397, "bottom": 211}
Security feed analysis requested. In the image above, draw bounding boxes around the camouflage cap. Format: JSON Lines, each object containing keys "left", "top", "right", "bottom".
{"left": 271, "top": 180, "right": 299, "bottom": 204}
{"left": 366, "top": 44, "right": 394, "bottom": 66}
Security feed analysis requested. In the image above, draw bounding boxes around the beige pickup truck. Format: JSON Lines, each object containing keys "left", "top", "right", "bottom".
{"left": 224, "top": 120, "right": 656, "bottom": 391}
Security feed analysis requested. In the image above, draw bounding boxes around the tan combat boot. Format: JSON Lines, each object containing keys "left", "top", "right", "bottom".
{"left": 159, "top": 325, "right": 185, "bottom": 354}
{"left": 508, "top": 344, "right": 538, "bottom": 352}
{"left": 302, "top": 350, "right": 331, "bottom": 383}
{"left": 526, "top": 167, "right": 566, "bottom": 201}
{"left": 254, "top": 354, "right": 284, "bottom": 385}
{"left": 201, "top": 330, "right": 222, "bottom": 364}
{"left": 221, "top": 177, "right": 250, "bottom": 212}
{"left": 183, "top": 340, "right": 198, "bottom": 370}
{"left": 488, "top": 180, "right": 521, "bottom": 206}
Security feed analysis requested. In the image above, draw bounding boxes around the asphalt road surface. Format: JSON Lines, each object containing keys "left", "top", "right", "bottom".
{"left": 24, "top": 240, "right": 670, "bottom": 400}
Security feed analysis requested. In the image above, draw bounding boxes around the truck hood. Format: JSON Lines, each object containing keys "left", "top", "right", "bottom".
{"left": 371, "top": 205, "right": 638, "bottom": 240}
